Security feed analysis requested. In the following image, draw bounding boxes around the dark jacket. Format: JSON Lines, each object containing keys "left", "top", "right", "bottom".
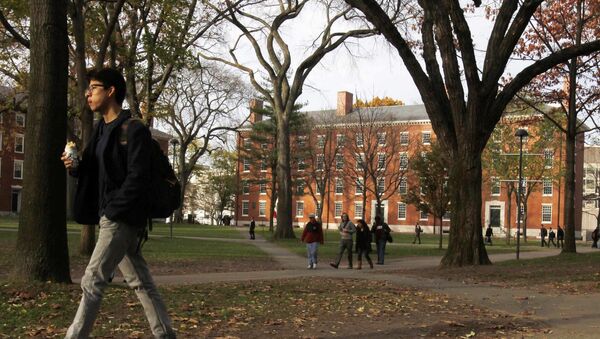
{"left": 301, "top": 221, "right": 324, "bottom": 244}
{"left": 72, "top": 111, "right": 152, "bottom": 227}
{"left": 372, "top": 222, "right": 391, "bottom": 241}
{"left": 355, "top": 224, "right": 372, "bottom": 251}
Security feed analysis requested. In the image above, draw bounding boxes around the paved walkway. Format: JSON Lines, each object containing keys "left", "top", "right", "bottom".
{"left": 151, "top": 230, "right": 600, "bottom": 338}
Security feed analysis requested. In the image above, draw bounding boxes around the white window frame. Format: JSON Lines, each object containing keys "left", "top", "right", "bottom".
{"left": 400, "top": 132, "right": 409, "bottom": 146}
{"left": 422, "top": 131, "right": 431, "bottom": 145}
{"left": 543, "top": 179, "right": 553, "bottom": 196}
{"left": 242, "top": 180, "right": 250, "bottom": 195}
{"left": 355, "top": 178, "right": 364, "bottom": 195}
{"left": 377, "top": 177, "right": 385, "bottom": 194}
{"left": 399, "top": 177, "right": 407, "bottom": 195}
{"left": 335, "top": 177, "right": 343, "bottom": 195}
{"left": 491, "top": 177, "right": 500, "bottom": 196}
{"left": 541, "top": 204, "right": 552, "bottom": 224}
{"left": 335, "top": 154, "right": 344, "bottom": 170}
{"left": 296, "top": 201, "right": 304, "bottom": 217}
{"left": 316, "top": 154, "right": 324, "bottom": 171}
{"left": 13, "top": 159, "right": 23, "bottom": 179}
{"left": 16, "top": 113, "right": 25, "bottom": 127}
{"left": 356, "top": 153, "right": 365, "bottom": 170}
{"left": 377, "top": 132, "right": 386, "bottom": 146}
{"left": 243, "top": 137, "right": 251, "bottom": 149}
{"left": 420, "top": 209, "right": 428, "bottom": 220}
{"left": 259, "top": 182, "right": 267, "bottom": 195}
{"left": 334, "top": 201, "right": 343, "bottom": 218}
{"left": 298, "top": 158, "right": 305, "bottom": 171}
{"left": 544, "top": 149, "right": 554, "bottom": 168}
{"left": 399, "top": 152, "right": 408, "bottom": 170}
{"left": 259, "top": 200, "right": 266, "bottom": 217}
{"left": 354, "top": 201, "right": 363, "bottom": 219}
{"left": 443, "top": 210, "right": 451, "bottom": 221}
{"left": 243, "top": 158, "right": 250, "bottom": 172}
{"left": 398, "top": 202, "right": 407, "bottom": 220}
{"left": 377, "top": 153, "right": 386, "bottom": 169}
{"left": 317, "top": 135, "right": 325, "bottom": 148}
{"left": 356, "top": 134, "right": 364, "bottom": 147}
{"left": 296, "top": 179, "right": 305, "bottom": 195}
{"left": 298, "top": 136, "right": 307, "bottom": 148}
{"left": 516, "top": 204, "right": 525, "bottom": 222}
{"left": 242, "top": 200, "right": 250, "bottom": 216}
{"left": 260, "top": 159, "right": 267, "bottom": 172}
{"left": 336, "top": 134, "right": 345, "bottom": 147}
{"left": 14, "top": 134, "right": 24, "bottom": 154}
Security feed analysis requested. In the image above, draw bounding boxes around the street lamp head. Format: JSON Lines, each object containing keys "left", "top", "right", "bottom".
{"left": 170, "top": 138, "right": 179, "bottom": 146}
{"left": 515, "top": 129, "right": 529, "bottom": 138}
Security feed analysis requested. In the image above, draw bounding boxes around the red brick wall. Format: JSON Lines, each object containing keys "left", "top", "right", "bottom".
{"left": 0, "top": 110, "right": 25, "bottom": 214}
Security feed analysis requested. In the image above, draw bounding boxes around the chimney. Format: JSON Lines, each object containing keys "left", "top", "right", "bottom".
{"left": 337, "top": 91, "right": 353, "bottom": 116}
{"left": 249, "top": 98, "right": 263, "bottom": 123}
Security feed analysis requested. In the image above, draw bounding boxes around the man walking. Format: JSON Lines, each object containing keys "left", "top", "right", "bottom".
{"left": 540, "top": 225, "right": 548, "bottom": 247}
{"left": 249, "top": 218, "right": 256, "bottom": 240}
{"left": 330, "top": 213, "right": 356, "bottom": 269}
{"left": 412, "top": 222, "right": 422, "bottom": 244}
{"left": 62, "top": 68, "right": 175, "bottom": 338}
{"left": 485, "top": 224, "right": 493, "bottom": 246}
{"left": 372, "top": 215, "right": 391, "bottom": 265}
{"left": 556, "top": 225, "right": 564, "bottom": 248}
{"left": 548, "top": 227, "right": 557, "bottom": 248}
{"left": 301, "top": 214, "right": 324, "bottom": 269}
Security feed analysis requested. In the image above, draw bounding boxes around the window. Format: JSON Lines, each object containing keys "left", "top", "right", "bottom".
{"left": 335, "top": 154, "right": 344, "bottom": 170}
{"left": 16, "top": 113, "right": 25, "bottom": 127}
{"left": 542, "top": 204, "right": 552, "bottom": 223}
{"left": 377, "top": 153, "right": 386, "bottom": 169}
{"left": 356, "top": 134, "right": 364, "bottom": 147}
{"left": 517, "top": 204, "right": 525, "bottom": 222}
{"left": 355, "top": 178, "right": 363, "bottom": 195}
{"left": 398, "top": 203, "right": 407, "bottom": 220}
{"left": 316, "top": 179, "right": 325, "bottom": 195}
{"left": 260, "top": 159, "right": 267, "bottom": 172}
{"left": 296, "top": 201, "right": 304, "bottom": 217}
{"left": 544, "top": 149, "right": 554, "bottom": 168}
{"left": 336, "top": 134, "right": 345, "bottom": 147}
{"left": 15, "top": 134, "right": 24, "bottom": 153}
{"left": 13, "top": 160, "right": 23, "bottom": 179}
{"left": 334, "top": 202, "right": 342, "bottom": 218}
{"left": 420, "top": 209, "right": 428, "bottom": 220}
{"left": 400, "top": 132, "right": 409, "bottom": 146}
{"left": 298, "top": 158, "right": 305, "bottom": 171}
{"left": 298, "top": 136, "right": 307, "bottom": 148}
{"left": 399, "top": 178, "right": 407, "bottom": 195}
{"left": 443, "top": 210, "right": 451, "bottom": 221}
{"left": 261, "top": 142, "right": 268, "bottom": 149}
{"left": 259, "top": 200, "right": 266, "bottom": 217}
{"left": 316, "top": 154, "right": 324, "bottom": 171}
{"left": 243, "top": 137, "right": 251, "bottom": 149}
{"left": 296, "top": 180, "right": 305, "bottom": 195}
{"left": 243, "top": 158, "right": 250, "bottom": 172}
{"left": 377, "top": 177, "right": 385, "bottom": 194}
{"left": 355, "top": 202, "right": 363, "bottom": 219}
{"left": 259, "top": 182, "right": 267, "bottom": 194}
{"left": 400, "top": 152, "right": 408, "bottom": 169}
{"left": 242, "top": 201, "right": 249, "bottom": 216}
{"left": 242, "top": 180, "right": 249, "bottom": 194}
{"left": 335, "top": 177, "right": 343, "bottom": 194}
{"left": 422, "top": 131, "right": 431, "bottom": 145}
{"left": 543, "top": 179, "right": 552, "bottom": 196}
{"left": 317, "top": 135, "right": 325, "bottom": 148}
{"left": 491, "top": 177, "right": 500, "bottom": 196}
{"left": 377, "top": 132, "right": 386, "bottom": 146}
{"left": 356, "top": 153, "right": 365, "bottom": 170}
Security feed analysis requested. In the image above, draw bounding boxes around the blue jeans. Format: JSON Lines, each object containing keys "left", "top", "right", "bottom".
{"left": 66, "top": 216, "right": 175, "bottom": 339}
{"left": 377, "top": 239, "right": 387, "bottom": 264}
{"left": 306, "top": 242, "right": 319, "bottom": 266}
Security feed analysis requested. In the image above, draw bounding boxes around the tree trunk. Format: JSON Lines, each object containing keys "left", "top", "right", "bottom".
{"left": 274, "top": 110, "right": 295, "bottom": 239}
{"left": 438, "top": 216, "right": 443, "bottom": 250}
{"left": 506, "top": 188, "right": 513, "bottom": 245}
{"left": 269, "top": 165, "right": 277, "bottom": 232}
{"left": 441, "top": 151, "right": 491, "bottom": 266}
{"left": 15, "top": 0, "right": 71, "bottom": 282}
{"left": 563, "top": 130, "right": 577, "bottom": 252}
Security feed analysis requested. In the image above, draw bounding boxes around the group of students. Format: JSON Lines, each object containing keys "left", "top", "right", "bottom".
{"left": 300, "top": 212, "right": 392, "bottom": 269}
{"left": 540, "top": 225, "right": 564, "bottom": 248}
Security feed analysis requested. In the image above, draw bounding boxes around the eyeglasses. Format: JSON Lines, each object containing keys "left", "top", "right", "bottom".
{"left": 85, "top": 84, "right": 106, "bottom": 94}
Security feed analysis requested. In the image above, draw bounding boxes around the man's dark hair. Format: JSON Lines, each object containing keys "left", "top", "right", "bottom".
{"left": 87, "top": 67, "right": 126, "bottom": 105}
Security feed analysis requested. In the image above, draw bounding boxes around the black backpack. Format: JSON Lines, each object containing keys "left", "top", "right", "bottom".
{"left": 121, "top": 118, "right": 182, "bottom": 218}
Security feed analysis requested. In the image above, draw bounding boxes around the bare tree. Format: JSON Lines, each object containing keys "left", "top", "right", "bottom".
{"left": 345, "top": 0, "right": 600, "bottom": 266}
{"left": 199, "top": 0, "right": 377, "bottom": 239}
{"left": 156, "top": 65, "right": 250, "bottom": 222}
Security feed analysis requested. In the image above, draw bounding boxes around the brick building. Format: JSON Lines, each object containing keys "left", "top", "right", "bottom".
{"left": 235, "top": 92, "right": 583, "bottom": 237}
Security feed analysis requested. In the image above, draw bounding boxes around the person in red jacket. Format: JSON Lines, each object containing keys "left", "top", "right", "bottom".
{"left": 301, "top": 214, "right": 324, "bottom": 269}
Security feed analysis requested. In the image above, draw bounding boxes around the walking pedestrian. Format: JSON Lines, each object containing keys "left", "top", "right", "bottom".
{"left": 330, "top": 213, "right": 356, "bottom": 269}
{"left": 355, "top": 219, "right": 374, "bottom": 269}
{"left": 301, "top": 214, "right": 324, "bottom": 269}
{"left": 372, "top": 215, "right": 391, "bottom": 265}
{"left": 62, "top": 68, "right": 175, "bottom": 338}
{"left": 548, "top": 227, "right": 557, "bottom": 247}
{"left": 485, "top": 224, "right": 493, "bottom": 246}
{"left": 249, "top": 218, "right": 256, "bottom": 240}
{"left": 556, "top": 225, "right": 564, "bottom": 248}
{"left": 412, "top": 222, "right": 422, "bottom": 244}
{"left": 592, "top": 227, "right": 599, "bottom": 248}
{"left": 540, "top": 225, "right": 548, "bottom": 247}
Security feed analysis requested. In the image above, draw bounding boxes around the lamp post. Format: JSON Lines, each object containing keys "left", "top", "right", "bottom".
{"left": 169, "top": 138, "right": 179, "bottom": 239}
{"left": 515, "top": 129, "right": 529, "bottom": 259}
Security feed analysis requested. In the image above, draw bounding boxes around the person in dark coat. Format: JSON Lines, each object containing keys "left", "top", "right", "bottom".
{"left": 592, "top": 227, "right": 599, "bottom": 248}
{"left": 540, "top": 225, "right": 548, "bottom": 247}
{"left": 355, "top": 219, "right": 374, "bottom": 269}
{"left": 485, "top": 224, "right": 493, "bottom": 245}
{"left": 556, "top": 225, "right": 564, "bottom": 248}
{"left": 62, "top": 68, "right": 175, "bottom": 338}
{"left": 412, "top": 222, "right": 422, "bottom": 244}
{"left": 301, "top": 214, "right": 324, "bottom": 269}
{"left": 372, "top": 215, "right": 391, "bottom": 265}
{"left": 548, "top": 227, "right": 557, "bottom": 247}
{"left": 249, "top": 218, "right": 256, "bottom": 240}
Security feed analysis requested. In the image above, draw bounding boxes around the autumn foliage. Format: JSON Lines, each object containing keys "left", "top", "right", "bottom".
{"left": 354, "top": 96, "right": 404, "bottom": 108}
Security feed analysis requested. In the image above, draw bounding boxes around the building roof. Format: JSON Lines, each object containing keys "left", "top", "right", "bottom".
{"left": 584, "top": 146, "right": 600, "bottom": 165}
{"left": 303, "top": 104, "right": 430, "bottom": 125}
{"left": 150, "top": 127, "right": 174, "bottom": 141}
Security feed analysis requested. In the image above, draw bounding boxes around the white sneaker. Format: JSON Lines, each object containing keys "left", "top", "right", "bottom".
{"left": 312, "top": 263, "right": 317, "bottom": 269}
{"left": 307, "top": 264, "right": 313, "bottom": 269}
